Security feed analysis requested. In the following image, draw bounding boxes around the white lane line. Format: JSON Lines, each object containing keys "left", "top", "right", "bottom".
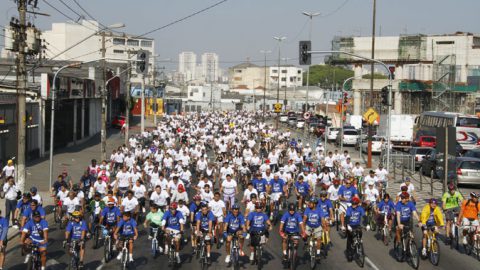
{"left": 365, "top": 256, "right": 381, "bottom": 270}
{"left": 95, "top": 259, "right": 106, "bottom": 270}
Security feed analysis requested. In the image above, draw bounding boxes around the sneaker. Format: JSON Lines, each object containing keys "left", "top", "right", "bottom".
{"left": 148, "top": 235, "right": 152, "bottom": 240}
{"left": 158, "top": 246, "right": 164, "bottom": 254}
{"left": 12, "top": 225, "right": 19, "bottom": 230}
{"left": 341, "top": 226, "right": 346, "bottom": 231}
{"left": 249, "top": 252, "right": 254, "bottom": 261}
{"left": 463, "top": 237, "right": 468, "bottom": 245}
{"left": 86, "top": 232, "right": 91, "bottom": 239}
{"left": 282, "top": 254, "right": 288, "bottom": 261}
{"left": 129, "top": 257, "right": 134, "bottom": 263}
{"left": 207, "top": 257, "right": 211, "bottom": 265}
{"left": 79, "top": 262, "right": 84, "bottom": 269}
{"left": 24, "top": 254, "right": 31, "bottom": 264}
{"left": 239, "top": 250, "right": 245, "bottom": 257}
{"left": 422, "top": 248, "right": 427, "bottom": 257}
{"left": 176, "top": 254, "right": 181, "bottom": 264}
{"left": 116, "top": 253, "right": 123, "bottom": 260}
{"left": 220, "top": 238, "right": 224, "bottom": 244}
{"left": 225, "top": 255, "right": 231, "bottom": 263}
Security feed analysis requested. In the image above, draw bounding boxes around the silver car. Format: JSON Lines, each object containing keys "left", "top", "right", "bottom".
{"left": 456, "top": 157, "right": 480, "bottom": 185}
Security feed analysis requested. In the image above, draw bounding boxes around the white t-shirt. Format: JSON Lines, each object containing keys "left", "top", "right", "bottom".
{"left": 243, "top": 188, "right": 258, "bottom": 201}
{"left": 364, "top": 187, "right": 379, "bottom": 202}
{"left": 62, "top": 197, "right": 80, "bottom": 213}
{"left": 324, "top": 156, "right": 335, "bottom": 167}
{"left": 400, "top": 183, "right": 415, "bottom": 194}
{"left": 209, "top": 199, "right": 226, "bottom": 217}
{"left": 221, "top": 179, "right": 237, "bottom": 195}
{"left": 56, "top": 190, "right": 69, "bottom": 202}
{"left": 375, "top": 169, "right": 389, "bottom": 182}
{"left": 201, "top": 190, "right": 214, "bottom": 202}
{"left": 197, "top": 159, "right": 208, "bottom": 171}
{"left": 116, "top": 171, "right": 131, "bottom": 188}
{"left": 94, "top": 181, "right": 107, "bottom": 195}
{"left": 197, "top": 180, "right": 213, "bottom": 190}
{"left": 352, "top": 167, "right": 364, "bottom": 177}
{"left": 2, "top": 165, "right": 15, "bottom": 177}
{"left": 132, "top": 184, "right": 147, "bottom": 199}
{"left": 122, "top": 197, "right": 139, "bottom": 212}
{"left": 32, "top": 194, "right": 43, "bottom": 205}
{"left": 327, "top": 185, "right": 341, "bottom": 201}
{"left": 150, "top": 190, "right": 170, "bottom": 206}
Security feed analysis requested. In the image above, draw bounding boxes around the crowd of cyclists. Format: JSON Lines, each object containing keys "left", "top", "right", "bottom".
{"left": 0, "top": 110, "right": 479, "bottom": 270}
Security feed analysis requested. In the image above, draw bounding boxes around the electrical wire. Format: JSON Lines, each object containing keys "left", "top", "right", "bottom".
{"left": 42, "top": 0, "right": 97, "bottom": 32}
{"left": 72, "top": 0, "right": 107, "bottom": 29}
{"left": 320, "top": 0, "right": 351, "bottom": 18}
{"left": 56, "top": 0, "right": 103, "bottom": 31}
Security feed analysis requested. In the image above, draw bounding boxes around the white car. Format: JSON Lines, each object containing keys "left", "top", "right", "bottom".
{"left": 279, "top": 114, "right": 288, "bottom": 123}
{"left": 326, "top": 127, "right": 340, "bottom": 141}
{"left": 361, "top": 136, "right": 385, "bottom": 154}
{"left": 296, "top": 119, "right": 305, "bottom": 129}
{"left": 336, "top": 129, "right": 359, "bottom": 146}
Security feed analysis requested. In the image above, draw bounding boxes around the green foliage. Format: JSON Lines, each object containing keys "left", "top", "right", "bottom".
{"left": 304, "top": 65, "right": 354, "bottom": 88}
{"left": 362, "top": 73, "right": 388, "bottom": 79}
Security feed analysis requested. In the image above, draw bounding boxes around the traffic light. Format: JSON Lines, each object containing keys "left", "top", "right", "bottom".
{"left": 343, "top": 92, "right": 348, "bottom": 105}
{"left": 136, "top": 50, "right": 149, "bottom": 75}
{"left": 381, "top": 86, "right": 389, "bottom": 106}
{"left": 388, "top": 66, "right": 396, "bottom": 80}
{"left": 299, "top": 41, "right": 312, "bottom": 65}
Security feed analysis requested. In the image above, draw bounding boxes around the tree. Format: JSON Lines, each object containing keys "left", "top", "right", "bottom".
{"left": 303, "top": 65, "right": 354, "bottom": 89}
{"left": 362, "top": 73, "right": 388, "bottom": 79}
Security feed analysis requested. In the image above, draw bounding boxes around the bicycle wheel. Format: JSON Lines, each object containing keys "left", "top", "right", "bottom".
{"left": 151, "top": 239, "right": 158, "bottom": 257}
{"left": 408, "top": 240, "right": 420, "bottom": 270}
{"left": 290, "top": 248, "right": 297, "bottom": 270}
{"left": 429, "top": 239, "right": 440, "bottom": 266}
{"left": 103, "top": 237, "right": 111, "bottom": 262}
{"left": 452, "top": 225, "right": 459, "bottom": 250}
{"left": 232, "top": 249, "right": 240, "bottom": 270}
{"left": 355, "top": 243, "right": 365, "bottom": 268}
{"left": 369, "top": 213, "right": 377, "bottom": 232}
{"left": 335, "top": 210, "right": 339, "bottom": 232}
{"left": 122, "top": 251, "right": 128, "bottom": 270}
{"left": 382, "top": 226, "right": 389, "bottom": 246}
{"left": 394, "top": 239, "right": 404, "bottom": 262}
{"left": 93, "top": 226, "right": 100, "bottom": 249}
{"left": 54, "top": 209, "right": 60, "bottom": 223}
{"left": 309, "top": 245, "right": 317, "bottom": 270}
{"left": 26, "top": 255, "right": 34, "bottom": 270}
{"left": 256, "top": 247, "right": 263, "bottom": 270}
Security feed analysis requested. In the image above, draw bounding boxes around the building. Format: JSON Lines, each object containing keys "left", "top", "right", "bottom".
{"left": 201, "top": 53, "right": 219, "bottom": 82}
{"left": 330, "top": 32, "right": 480, "bottom": 115}
{"left": 178, "top": 51, "right": 197, "bottom": 82}
{"left": 228, "top": 62, "right": 303, "bottom": 90}
{"left": 269, "top": 66, "right": 303, "bottom": 89}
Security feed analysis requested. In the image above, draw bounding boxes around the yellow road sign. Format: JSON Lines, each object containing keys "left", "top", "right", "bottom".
{"left": 363, "top": 107, "right": 379, "bottom": 125}
{"left": 274, "top": 103, "right": 282, "bottom": 113}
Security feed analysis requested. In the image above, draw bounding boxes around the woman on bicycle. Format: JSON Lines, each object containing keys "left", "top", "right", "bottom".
{"left": 375, "top": 193, "right": 395, "bottom": 234}
{"left": 64, "top": 211, "right": 87, "bottom": 269}
{"left": 144, "top": 204, "right": 164, "bottom": 253}
{"left": 279, "top": 203, "right": 306, "bottom": 262}
{"left": 419, "top": 198, "right": 444, "bottom": 257}
{"left": 114, "top": 211, "right": 138, "bottom": 263}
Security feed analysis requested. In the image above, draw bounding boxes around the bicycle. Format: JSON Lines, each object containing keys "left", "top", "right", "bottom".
{"left": 349, "top": 228, "right": 365, "bottom": 268}
{"left": 25, "top": 243, "right": 42, "bottom": 270}
{"left": 306, "top": 232, "right": 320, "bottom": 269}
{"left": 64, "top": 240, "right": 81, "bottom": 270}
{"left": 196, "top": 233, "right": 209, "bottom": 270}
{"left": 365, "top": 203, "right": 377, "bottom": 232}
{"left": 91, "top": 214, "right": 101, "bottom": 249}
{"left": 394, "top": 225, "right": 420, "bottom": 269}
{"left": 355, "top": 176, "right": 364, "bottom": 195}
{"left": 423, "top": 227, "right": 440, "bottom": 266}
{"left": 230, "top": 234, "right": 241, "bottom": 270}
{"left": 167, "top": 232, "right": 179, "bottom": 268}
{"left": 119, "top": 236, "right": 133, "bottom": 270}
{"left": 463, "top": 225, "right": 480, "bottom": 260}
{"left": 320, "top": 229, "right": 329, "bottom": 258}
{"left": 448, "top": 211, "right": 459, "bottom": 250}
{"left": 251, "top": 231, "right": 266, "bottom": 270}
{"left": 102, "top": 225, "right": 114, "bottom": 262}
{"left": 378, "top": 213, "right": 392, "bottom": 246}
{"left": 150, "top": 226, "right": 161, "bottom": 258}
{"left": 285, "top": 233, "right": 300, "bottom": 270}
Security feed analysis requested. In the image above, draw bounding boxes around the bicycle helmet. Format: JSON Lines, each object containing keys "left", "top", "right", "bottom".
{"left": 30, "top": 186, "right": 37, "bottom": 193}
{"left": 200, "top": 202, "right": 209, "bottom": 208}
{"left": 400, "top": 185, "right": 408, "bottom": 192}
{"left": 448, "top": 183, "right": 455, "bottom": 191}
{"left": 32, "top": 210, "right": 41, "bottom": 217}
{"left": 23, "top": 192, "right": 31, "bottom": 199}
{"left": 107, "top": 198, "right": 115, "bottom": 205}
{"left": 94, "top": 192, "right": 101, "bottom": 197}
{"left": 400, "top": 192, "right": 410, "bottom": 199}
{"left": 288, "top": 203, "right": 296, "bottom": 211}
{"left": 170, "top": 202, "right": 178, "bottom": 210}
{"left": 471, "top": 192, "right": 479, "bottom": 198}
{"left": 72, "top": 211, "right": 82, "bottom": 218}
{"left": 309, "top": 197, "right": 318, "bottom": 204}
{"left": 193, "top": 195, "right": 202, "bottom": 201}
{"left": 333, "top": 179, "right": 340, "bottom": 185}
{"left": 352, "top": 197, "right": 361, "bottom": 204}
{"left": 429, "top": 198, "right": 438, "bottom": 204}
{"left": 232, "top": 204, "right": 240, "bottom": 210}
{"left": 319, "top": 190, "right": 328, "bottom": 197}
{"left": 404, "top": 177, "right": 411, "bottom": 182}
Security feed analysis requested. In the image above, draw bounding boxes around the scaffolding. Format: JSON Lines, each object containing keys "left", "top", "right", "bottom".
{"left": 398, "top": 35, "right": 427, "bottom": 61}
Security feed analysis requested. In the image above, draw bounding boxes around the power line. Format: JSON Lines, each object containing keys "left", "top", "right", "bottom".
{"left": 42, "top": 0, "right": 97, "bottom": 32}
{"left": 56, "top": 0, "right": 102, "bottom": 30}
{"left": 320, "top": 0, "right": 351, "bottom": 18}
{"left": 72, "top": 0, "right": 106, "bottom": 28}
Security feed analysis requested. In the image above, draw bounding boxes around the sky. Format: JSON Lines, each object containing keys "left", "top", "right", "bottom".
{"left": 1, "top": 0, "right": 479, "bottom": 72}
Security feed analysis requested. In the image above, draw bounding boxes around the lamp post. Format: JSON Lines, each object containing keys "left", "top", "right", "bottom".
{"left": 302, "top": 11, "right": 321, "bottom": 112}
{"left": 273, "top": 36, "right": 286, "bottom": 129}
{"left": 282, "top": 57, "right": 290, "bottom": 110}
{"left": 260, "top": 50, "right": 271, "bottom": 122}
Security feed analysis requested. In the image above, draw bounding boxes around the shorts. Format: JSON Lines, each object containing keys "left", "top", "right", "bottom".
{"left": 462, "top": 218, "right": 479, "bottom": 228}
{"left": 306, "top": 225, "right": 323, "bottom": 238}
{"left": 117, "top": 187, "right": 128, "bottom": 197}
{"left": 271, "top": 192, "right": 282, "bottom": 202}
{"left": 214, "top": 215, "right": 224, "bottom": 223}
{"left": 339, "top": 202, "right": 351, "bottom": 215}
{"left": 258, "top": 192, "right": 266, "bottom": 200}
{"left": 166, "top": 228, "right": 182, "bottom": 240}
{"left": 444, "top": 207, "right": 460, "bottom": 221}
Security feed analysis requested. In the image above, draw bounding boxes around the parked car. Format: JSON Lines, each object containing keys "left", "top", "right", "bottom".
{"left": 361, "top": 136, "right": 386, "bottom": 154}
{"left": 310, "top": 123, "right": 326, "bottom": 134}
{"left": 288, "top": 116, "right": 297, "bottom": 127}
{"left": 279, "top": 114, "right": 288, "bottom": 123}
{"left": 455, "top": 157, "right": 480, "bottom": 185}
{"left": 335, "top": 129, "right": 360, "bottom": 146}
{"left": 463, "top": 149, "right": 480, "bottom": 159}
{"left": 111, "top": 115, "right": 126, "bottom": 128}
{"left": 408, "top": 147, "right": 434, "bottom": 169}
{"left": 296, "top": 119, "right": 306, "bottom": 129}
{"left": 420, "top": 149, "right": 440, "bottom": 178}
{"left": 412, "top": 136, "right": 436, "bottom": 148}
{"left": 325, "top": 127, "right": 340, "bottom": 141}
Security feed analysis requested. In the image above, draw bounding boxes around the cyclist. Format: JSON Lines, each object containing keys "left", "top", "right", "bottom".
{"left": 294, "top": 176, "right": 311, "bottom": 210}
{"left": 246, "top": 202, "right": 272, "bottom": 263}
{"left": 395, "top": 192, "right": 420, "bottom": 246}
{"left": 21, "top": 199, "right": 46, "bottom": 228}
{"left": 251, "top": 172, "right": 268, "bottom": 202}
{"left": 419, "top": 198, "right": 444, "bottom": 257}
{"left": 99, "top": 198, "right": 122, "bottom": 242}
{"left": 64, "top": 211, "right": 87, "bottom": 269}
{"left": 209, "top": 192, "right": 226, "bottom": 245}
{"left": 303, "top": 197, "right": 325, "bottom": 259}
{"left": 62, "top": 191, "right": 82, "bottom": 223}
{"left": 195, "top": 203, "right": 214, "bottom": 264}
{"left": 345, "top": 197, "right": 366, "bottom": 261}
{"left": 21, "top": 210, "right": 48, "bottom": 270}
{"left": 267, "top": 174, "right": 287, "bottom": 220}
{"left": 375, "top": 193, "right": 395, "bottom": 234}
{"left": 29, "top": 187, "right": 42, "bottom": 206}
{"left": 339, "top": 178, "right": 359, "bottom": 231}
{"left": 0, "top": 210, "right": 9, "bottom": 270}
{"left": 458, "top": 192, "right": 480, "bottom": 245}
{"left": 224, "top": 204, "right": 247, "bottom": 263}
{"left": 162, "top": 202, "right": 185, "bottom": 264}
{"left": 363, "top": 180, "right": 379, "bottom": 218}
{"left": 87, "top": 192, "right": 105, "bottom": 239}
{"left": 279, "top": 203, "right": 306, "bottom": 262}
{"left": 13, "top": 193, "right": 31, "bottom": 229}
{"left": 144, "top": 204, "right": 164, "bottom": 253}
{"left": 120, "top": 191, "right": 139, "bottom": 220}
{"left": 242, "top": 183, "right": 258, "bottom": 205}
{"left": 442, "top": 183, "right": 463, "bottom": 244}
{"left": 114, "top": 212, "right": 138, "bottom": 263}
{"left": 317, "top": 190, "right": 334, "bottom": 244}
{"left": 220, "top": 174, "right": 238, "bottom": 210}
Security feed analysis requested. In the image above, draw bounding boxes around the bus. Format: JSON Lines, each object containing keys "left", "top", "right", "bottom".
{"left": 414, "top": 111, "right": 480, "bottom": 150}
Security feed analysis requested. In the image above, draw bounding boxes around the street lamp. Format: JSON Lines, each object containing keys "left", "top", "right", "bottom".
{"left": 281, "top": 57, "right": 290, "bottom": 110}
{"left": 273, "top": 36, "right": 286, "bottom": 129}
{"left": 302, "top": 11, "right": 321, "bottom": 112}
{"left": 260, "top": 50, "right": 271, "bottom": 121}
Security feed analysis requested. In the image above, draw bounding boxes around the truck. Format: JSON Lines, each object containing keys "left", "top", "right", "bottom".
{"left": 377, "top": 114, "right": 416, "bottom": 149}
{"left": 346, "top": 115, "right": 363, "bottom": 130}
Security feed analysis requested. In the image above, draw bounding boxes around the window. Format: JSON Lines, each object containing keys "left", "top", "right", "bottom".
{"left": 235, "top": 69, "right": 242, "bottom": 73}
{"left": 272, "top": 69, "right": 278, "bottom": 73}
{"left": 127, "top": 39, "right": 139, "bottom": 46}
{"left": 113, "top": 50, "right": 124, "bottom": 54}
{"left": 281, "top": 69, "right": 287, "bottom": 73}
{"left": 297, "top": 70, "right": 302, "bottom": 74}
{"left": 141, "top": 40, "right": 152, "bottom": 47}
{"left": 112, "top": 38, "right": 125, "bottom": 45}
{"left": 190, "top": 92, "right": 193, "bottom": 97}
{"left": 457, "top": 117, "right": 480, "bottom": 127}
{"left": 281, "top": 78, "right": 286, "bottom": 82}
{"left": 203, "top": 92, "right": 206, "bottom": 97}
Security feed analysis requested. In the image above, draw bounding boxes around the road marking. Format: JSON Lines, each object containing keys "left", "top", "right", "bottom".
{"left": 95, "top": 259, "right": 106, "bottom": 270}
{"left": 365, "top": 256, "right": 380, "bottom": 270}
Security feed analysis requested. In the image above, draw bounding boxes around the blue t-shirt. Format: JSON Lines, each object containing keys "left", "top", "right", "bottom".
{"left": 426, "top": 208, "right": 436, "bottom": 226}
{"left": 22, "top": 219, "right": 49, "bottom": 244}
{"left": 294, "top": 181, "right": 310, "bottom": 196}
{"left": 0, "top": 217, "right": 9, "bottom": 241}
{"left": 23, "top": 206, "right": 46, "bottom": 220}
{"left": 395, "top": 201, "right": 417, "bottom": 223}
{"left": 338, "top": 186, "right": 358, "bottom": 203}
{"left": 189, "top": 203, "right": 201, "bottom": 216}
{"left": 269, "top": 179, "right": 285, "bottom": 193}
{"left": 101, "top": 206, "right": 121, "bottom": 225}
{"left": 252, "top": 178, "right": 268, "bottom": 193}
{"left": 225, "top": 213, "right": 245, "bottom": 233}
{"left": 247, "top": 212, "right": 269, "bottom": 232}
{"left": 195, "top": 211, "right": 215, "bottom": 231}
{"left": 317, "top": 199, "right": 333, "bottom": 218}
{"left": 162, "top": 210, "right": 184, "bottom": 230}
{"left": 346, "top": 206, "right": 365, "bottom": 226}
{"left": 304, "top": 207, "right": 324, "bottom": 228}
{"left": 16, "top": 200, "right": 30, "bottom": 214}
{"left": 377, "top": 200, "right": 396, "bottom": 215}
{"left": 280, "top": 212, "right": 303, "bottom": 233}
{"left": 117, "top": 219, "right": 137, "bottom": 236}
{"left": 66, "top": 220, "right": 88, "bottom": 240}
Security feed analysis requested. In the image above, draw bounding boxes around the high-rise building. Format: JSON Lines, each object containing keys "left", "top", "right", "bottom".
{"left": 178, "top": 52, "right": 197, "bottom": 81}
{"left": 201, "top": 53, "right": 219, "bottom": 82}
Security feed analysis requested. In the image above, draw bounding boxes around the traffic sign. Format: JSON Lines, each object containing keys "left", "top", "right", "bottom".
{"left": 303, "top": 112, "right": 311, "bottom": 120}
{"left": 363, "top": 107, "right": 379, "bottom": 125}
{"left": 274, "top": 103, "right": 282, "bottom": 113}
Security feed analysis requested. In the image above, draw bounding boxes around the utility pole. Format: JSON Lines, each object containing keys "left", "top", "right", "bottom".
{"left": 16, "top": 0, "right": 27, "bottom": 192}
{"left": 274, "top": 36, "right": 286, "bottom": 129}
{"left": 260, "top": 50, "right": 271, "bottom": 122}
{"left": 367, "top": 0, "right": 377, "bottom": 168}
{"left": 140, "top": 74, "right": 145, "bottom": 133}
{"left": 153, "top": 70, "right": 157, "bottom": 127}
{"left": 124, "top": 51, "right": 131, "bottom": 146}
{"left": 209, "top": 60, "right": 215, "bottom": 111}
{"left": 302, "top": 12, "right": 321, "bottom": 112}
{"left": 100, "top": 31, "right": 107, "bottom": 161}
